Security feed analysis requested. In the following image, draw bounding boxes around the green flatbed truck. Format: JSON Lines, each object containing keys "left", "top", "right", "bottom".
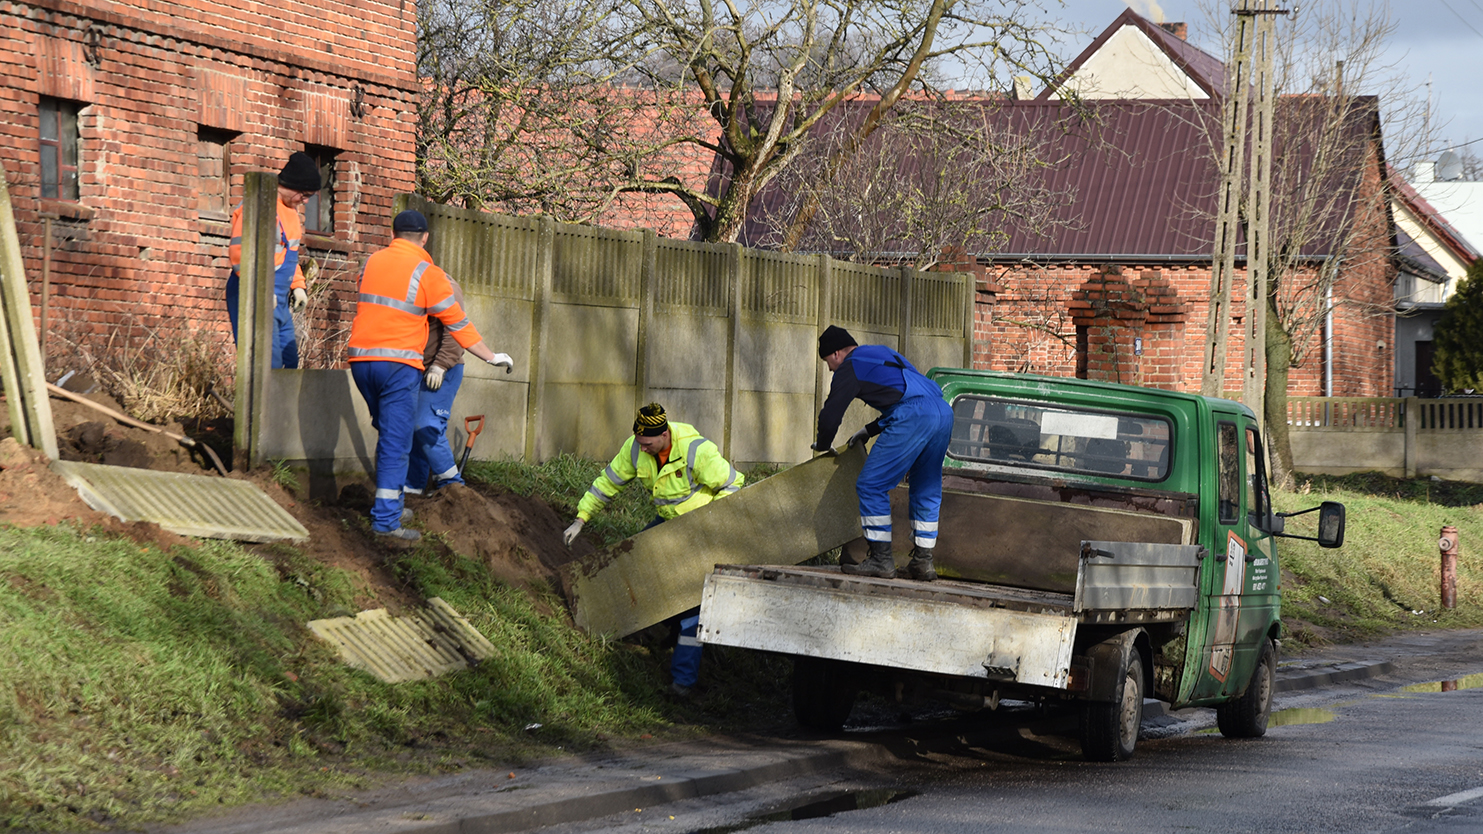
{"left": 697, "top": 370, "right": 1345, "bottom": 761}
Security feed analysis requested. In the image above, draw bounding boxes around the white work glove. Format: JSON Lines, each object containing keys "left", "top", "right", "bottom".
{"left": 563, "top": 518, "right": 585, "bottom": 547}
{"left": 488, "top": 352, "right": 515, "bottom": 374}
{"left": 424, "top": 366, "right": 445, "bottom": 391}
{"left": 846, "top": 427, "right": 871, "bottom": 449}
{"left": 290, "top": 287, "right": 308, "bottom": 312}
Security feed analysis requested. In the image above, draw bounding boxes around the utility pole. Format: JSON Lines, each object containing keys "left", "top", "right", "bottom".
{"left": 1200, "top": 0, "right": 1257, "bottom": 399}
{"left": 1241, "top": 0, "right": 1278, "bottom": 426}
{"left": 1202, "top": 0, "right": 1289, "bottom": 403}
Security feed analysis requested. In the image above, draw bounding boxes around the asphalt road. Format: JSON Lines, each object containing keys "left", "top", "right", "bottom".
{"left": 159, "top": 629, "right": 1483, "bottom": 834}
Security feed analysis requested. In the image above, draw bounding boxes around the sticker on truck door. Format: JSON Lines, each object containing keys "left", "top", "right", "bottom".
{"left": 1209, "top": 530, "right": 1248, "bottom": 681}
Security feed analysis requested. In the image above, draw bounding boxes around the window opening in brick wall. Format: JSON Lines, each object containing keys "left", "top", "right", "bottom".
{"left": 39, "top": 97, "right": 81, "bottom": 201}
{"left": 303, "top": 146, "right": 337, "bottom": 236}
{"left": 197, "top": 127, "right": 237, "bottom": 219}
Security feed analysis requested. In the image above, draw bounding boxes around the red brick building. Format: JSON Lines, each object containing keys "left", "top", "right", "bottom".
{"left": 2, "top": 0, "right": 420, "bottom": 374}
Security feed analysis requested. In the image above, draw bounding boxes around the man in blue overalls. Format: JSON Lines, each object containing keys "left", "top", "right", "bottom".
{"left": 811, "top": 325, "right": 954, "bottom": 581}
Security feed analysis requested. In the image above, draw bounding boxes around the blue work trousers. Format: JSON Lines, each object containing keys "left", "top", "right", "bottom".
{"left": 406, "top": 364, "right": 466, "bottom": 493}
{"left": 643, "top": 515, "right": 703, "bottom": 688}
{"left": 351, "top": 361, "right": 422, "bottom": 532}
{"left": 225, "top": 276, "right": 299, "bottom": 369}
{"left": 856, "top": 396, "right": 954, "bottom": 550}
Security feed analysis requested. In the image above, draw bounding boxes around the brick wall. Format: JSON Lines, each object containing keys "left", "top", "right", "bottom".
{"left": 971, "top": 257, "right": 1393, "bottom": 398}
{"left": 2, "top": 0, "right": 419, "bottom": 376}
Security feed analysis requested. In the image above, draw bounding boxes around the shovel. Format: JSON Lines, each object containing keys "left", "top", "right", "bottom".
{"left": 457, "top": 415, "right": 485, "bottom": 475}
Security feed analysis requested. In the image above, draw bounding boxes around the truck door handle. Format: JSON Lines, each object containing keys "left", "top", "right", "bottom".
{"left": 1215, "top": 552, "right": 1227, "bottom": 562}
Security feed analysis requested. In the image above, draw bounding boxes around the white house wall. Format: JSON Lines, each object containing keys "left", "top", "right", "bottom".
{"left": 1053, "top": 26, "right": 1208, "bottom": 100}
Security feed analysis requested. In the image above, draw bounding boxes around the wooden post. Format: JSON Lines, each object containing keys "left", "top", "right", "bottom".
{"left": 0, "top": 166, "right": 58, "bottom": 459}
{"left": 523, "top": 216, "right": 555, "bottom": 462}
{"left": 722, "top": 242, "right": 743, "bottom": 460}
{"left": 235, "top": 171, "right": 277, "bottom": 471}
{"left": 40, "top": 218, "right": 50, "bottom": 358}
{"left": 814, "top": 254, "right": 833, "bottom": 421}
{"left": 635, "top": 229, "right": 656, "bottom": 414}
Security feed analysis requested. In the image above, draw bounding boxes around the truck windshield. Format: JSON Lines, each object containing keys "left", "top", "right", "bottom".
{"left": 947, "top": 396, "right": 1172, "bottom": 481}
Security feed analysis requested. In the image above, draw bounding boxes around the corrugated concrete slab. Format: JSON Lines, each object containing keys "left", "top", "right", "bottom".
{"left": 307, "top": 598, "right": 496, "bottom": 683}
{"left": 561, "top": 446, "right": 866, "bottom": 638}
{"left": 50, "top": 460, "right": 309, "bottom": 543}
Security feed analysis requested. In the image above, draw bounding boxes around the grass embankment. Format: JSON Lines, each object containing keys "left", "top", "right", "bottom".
{"left": 1, "top": 462, "right": 1479, "bottom": 830}
{"left": 1275, "top": 472, "right": 1483, "bottom": 647}
{"left": 0, "top": 456, "right": 787, "bottom": 832}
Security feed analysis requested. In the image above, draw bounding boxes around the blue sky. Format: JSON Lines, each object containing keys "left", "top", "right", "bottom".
{"left": 1042, "top": 0, "right": 1481, "bottom": 164}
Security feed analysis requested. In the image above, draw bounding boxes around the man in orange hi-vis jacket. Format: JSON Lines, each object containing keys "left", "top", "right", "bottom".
{"left": 227, "top": 151, "right": 319, "bottom": 369}
{"left": 348, "top": 209, "right": 515, "bottom": 541}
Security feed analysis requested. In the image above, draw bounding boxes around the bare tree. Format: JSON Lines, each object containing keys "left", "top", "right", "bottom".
{"left": 748, "top": 99, "right": 1074, "bottom": 270}
{"left": 1195, "top": 0, "right": 1427, "bottom": 485}
{"left": 418, "top": 0, "right": 1069, "bottom": 240}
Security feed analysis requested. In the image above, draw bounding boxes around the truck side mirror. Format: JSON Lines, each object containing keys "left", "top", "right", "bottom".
{"left": 1274, "top": 501, "right": 1346, "bottom": 548}
{"left": 1317, "top": 501, "right": 1345, "bottom": 549}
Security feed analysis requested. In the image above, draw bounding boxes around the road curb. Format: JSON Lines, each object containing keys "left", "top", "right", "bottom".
{"left": 1275, "top": 659, "right": 1395, "bottom": 693}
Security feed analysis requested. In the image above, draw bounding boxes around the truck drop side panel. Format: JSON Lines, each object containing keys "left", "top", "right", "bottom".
{"left": 561, "top": 447, "right": 866, "bottom": 637}
{"left": 699, "top": 567, "right": 1078, "bottom": 687}
{"left": 839, "top": 479, "right": 1194, "bottom": 593}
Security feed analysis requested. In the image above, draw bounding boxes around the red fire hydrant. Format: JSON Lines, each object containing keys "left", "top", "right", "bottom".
{"left": 1439, "top": 525, "right": 1460, "bottom": 610}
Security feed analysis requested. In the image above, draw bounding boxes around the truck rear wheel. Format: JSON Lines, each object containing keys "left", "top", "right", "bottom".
{"left": 791, "top": 657, "right": 857, "bottom": 732}
{"left": 1217, "top": 638, "right": 1275, "bottom": 738}
{"left": 1080, "top": 647, "right": 1143, "bottom": 762}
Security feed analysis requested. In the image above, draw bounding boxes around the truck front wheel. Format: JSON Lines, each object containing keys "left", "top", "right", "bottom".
{"left": 792, "top": 656, "right": 857, "bottom": 732}
{"left": 1080, "top": 647, "right": 1143, "bottom": 762}
{"left": 1217, "top": 638, "right": 1275, "bottom": 738}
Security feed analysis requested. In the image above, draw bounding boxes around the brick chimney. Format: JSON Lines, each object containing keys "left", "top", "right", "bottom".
{"left": 1159, "top": 22, "right": 1188, "bottom": 40}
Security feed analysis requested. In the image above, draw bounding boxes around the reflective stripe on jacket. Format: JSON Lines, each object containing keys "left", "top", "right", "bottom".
{"left": 228, "top": 198, "right": 306, "bottom": 297}
{"left": 576, "top": 421, "right": 744, "bottom": 522}
{"left": 347, "top": 239, "right": 483, "bottom": 369}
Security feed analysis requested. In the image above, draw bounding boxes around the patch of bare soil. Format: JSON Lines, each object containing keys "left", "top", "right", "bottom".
{"left": 407, "top": 483, "right": 592, "bottom": 594}
{"left": 2, "top": 391, "right": 589, "bottom": 621}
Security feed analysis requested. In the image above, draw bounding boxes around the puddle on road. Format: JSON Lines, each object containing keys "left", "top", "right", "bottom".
{"left": 1268, "top": 707, "right": 1336, "bottom": 727}
{"left": 688, "top": 788, "right": 919, "bottom": 834}
{"left": 1400, "top": 672, "right": 1483, "bottom": 694}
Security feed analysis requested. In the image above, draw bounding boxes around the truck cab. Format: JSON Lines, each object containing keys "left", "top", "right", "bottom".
{"left": 698, "top": 370, "right": 1344, "bottom": 760}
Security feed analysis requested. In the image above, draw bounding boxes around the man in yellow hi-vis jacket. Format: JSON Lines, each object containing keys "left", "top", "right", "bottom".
{"left": 562, "top": 402, "right": 743, "bottom": 696}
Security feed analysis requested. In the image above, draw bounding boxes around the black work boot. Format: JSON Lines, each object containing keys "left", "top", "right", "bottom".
{"left": 842, "top": 540, "right": 896, "bottom": 578}
{"left": 906, "top": 547, "right": 937, "bottom": 581}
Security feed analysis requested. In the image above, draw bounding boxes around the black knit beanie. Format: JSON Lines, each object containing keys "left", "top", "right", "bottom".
{"left": 278, "top": 152, "right": 322, "bottom": 193}
{"left": 817, "top": 325, "right": 857, "bottom": 358}
{"left": 633, "top": 402, "right": 669, "bottom": 437}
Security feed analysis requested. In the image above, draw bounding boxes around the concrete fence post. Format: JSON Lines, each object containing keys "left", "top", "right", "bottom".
{"left": 899, "top": 266, "right": 915, "bottom": 360}
{"left": 635, "top": 229, "right": 656, "bottom": 414}
{"left": 235, "top": 171, "right": 277, "bottom": 471}
{"left": 814, "top": 253, "right": 833, "bottom": 422}
{"left": 1404, "top": 396, "right": 1419, "bottom": 479}
{"left": 523, "top": 216, "right": 555, "bottom": 462}
{"left": 0, "top": 166, "right": 56, "bottom": 460}
{"left": 962, "top": 272, "right": 976, "bottom": 369}
{"left": 722, "top": 242, "right": 743, "bottom": 460}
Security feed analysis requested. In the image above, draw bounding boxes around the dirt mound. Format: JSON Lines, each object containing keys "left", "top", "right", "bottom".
{"left": 406, "top": 483, "right": 592, "bottom": 594}
{"left": 2, "top": 391, "right": 591, "bottom": 619}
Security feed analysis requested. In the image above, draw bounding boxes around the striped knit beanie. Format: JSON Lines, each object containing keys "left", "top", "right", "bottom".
{"left": 633, "top": 402, "right": 669, "bottom": 437}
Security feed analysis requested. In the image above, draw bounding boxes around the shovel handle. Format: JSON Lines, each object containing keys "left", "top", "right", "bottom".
{"left": 464, "top": 415, "right": 485, "bottom": 449}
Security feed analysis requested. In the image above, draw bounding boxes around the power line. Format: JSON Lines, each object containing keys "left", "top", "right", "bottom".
{"left": 1437, "top": 0, "right": 1483, "bottom": 40}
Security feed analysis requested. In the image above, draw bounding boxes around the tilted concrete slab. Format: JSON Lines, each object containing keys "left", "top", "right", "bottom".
{"left": 50, "top": 460, "right": 309, "bottom": 543}
{"left": 307, "top": 598, "right": 497, "bottom": 683}
{"left": 561, "top": 445, "right": 865, "bottom": 638}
